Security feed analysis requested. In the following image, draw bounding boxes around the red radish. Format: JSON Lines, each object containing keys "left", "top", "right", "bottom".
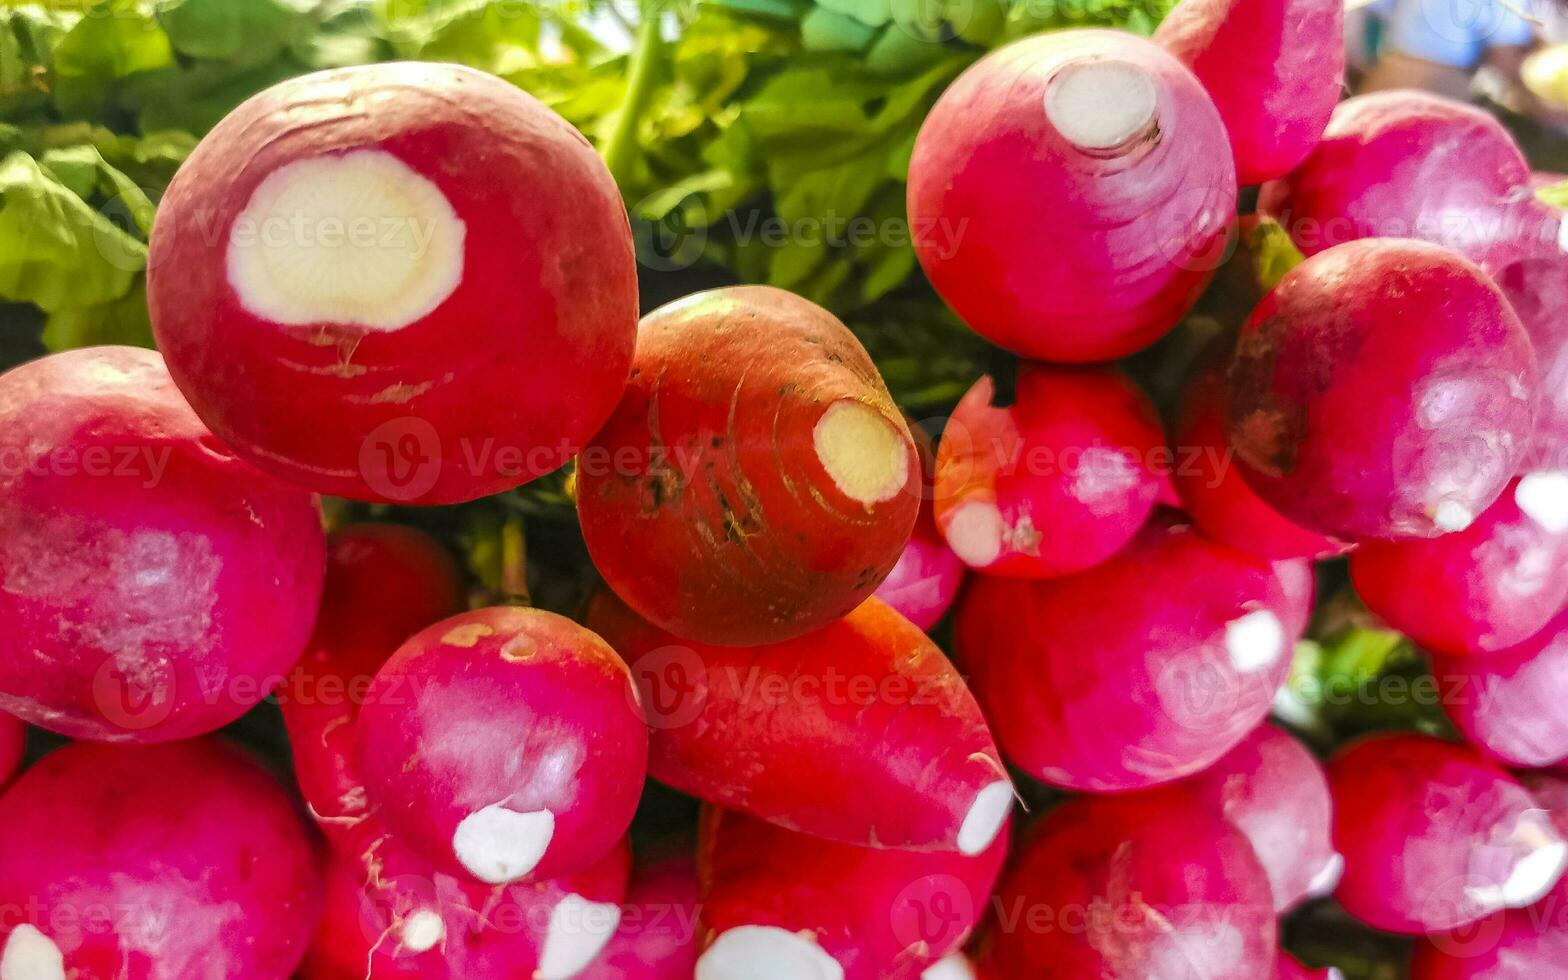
{"left": 907, "top": 29, "right": 1237, "bottom": 363}
{"left": 1155, "top": 0, "right": 1344, "bottom": 185}
{"left": 0, "top": 713, "right": 20, "bottom": 787}
{"left": 148, "top": 62, "right": 638, "bottom": 505}
{"left": 0, "top": 739, "right": 322, "bottom": 979}
{"left": 576, "top": 285, "right": 921, "bottom": 647}
{"left": 1327, "top": 734, "right": 1567, "bottom": 934}
{"left": 1172, "top": 343, "right": 1346, "bottom": 560}
{"left": 354, "top": 606, "right": 647, "bottom": 885}
{"left": 874, "top": 497, "right": 966, "bottom": 630}
{"left": 1430, "top": 607, "right": 1568, "bottom": 768}
{"left": 978, "top": 792, "right": 1276, "bottom": 978}
{"left": 694, "top": 807, "right": 1008, "bottom": 980}
{"left": 586, "top": 591, "right": 1014, "bottom": 856}
{"left": 0, "top": 346, "right": 325, "bottom": 744}
{"left": 953, "top": 518, "right": 1307, "bottom": 792}
{"left": 1276, "top": 91, "right": 1546, "bottom": 265}
{"left": 933, "top": 366, "right": 1168, "bottom": 578}
{"left": 1225, "top": 238, "right": 1538, "bottom": 541}
{"left": 1493, "top": 248, "right": 1568, "bottom": 473}
{"left": 579, "top": 847, "right": 700, "bottom": 980}
{"left": 1168, "top": 723, "right": 1341, "bottom": 912}
{"left": 1277, "top": 953, "right": 1342, "bottom": 980}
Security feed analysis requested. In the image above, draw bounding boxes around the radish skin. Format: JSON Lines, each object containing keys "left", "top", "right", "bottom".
{"left": 1155, "top": 0, "right": 1344, "bottom": 185}
{"left": 1493, "top": 247, "right": 1568, "bottom": 473}
{"left": 577, "top": 286, "right": 920, "bottom": 647}
{"left": 0, "top": 739, "right": 323, "bottom": 979}
{"left": 1430, "top": 607, "right": 1568, "bottom": 768}
{"left": 907, "top": 29, "right": 1237, "bottom": 363}
{"left": 0, "top": 346, "right": 325, "bottom": 743}
{"left": 874, "top": 496, "right": 966, "bottom": 630}
{"left": 354, "top": 606, "right": 647, "bottom": 885}
{"left": 586, "top": 592, "right": 1013, "bottom": 855}
{"left": 0, "top": 713, "right": 20, "bottom": 788}
{"left": 579, "top": 847, "right": 700, "bottom": 980}
{"left": 148, "top": 62, "right": 638, "bottom": 505}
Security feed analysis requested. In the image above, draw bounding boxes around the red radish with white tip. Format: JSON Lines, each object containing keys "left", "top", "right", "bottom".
{"left": 0, "top": 739, "right": 322, "bottom": 980}
{"left": 586, "top": 592, "right": 1014, "bottom": 856}
{"left": 978, "top": 792, "right": 1276, "bottom": 978}
{"left": 954, "top": 518, "right": 1308, "bottom": 792}
{"left": 694, "top": 807, "right": 1008, "bottom": 980}
{"left": 577, "top": 286, "right": 920, "bottom": 647}
{"left": 0, "top": 713, "right": 20, "bottom": 787}
{"left": 1277, "top": 953, "right": 1343, "bottom": 980}
{"left": 1155, "top": 0, "right": 1344, "bottom": 185}
{"left": 354, "top": 606, "right": 647, "bottom": 885}
{"left": 1225, "top": 238, "right": 1538, "bottom": 541}
{"left": 874, "top": 497, "right": 966, "bottom": 630}
{"left": 1327, "top": 733, "right": 1568, "bottom": 934}
{"left": 933, "top": 366, "right": 1168, "bottom": 578}
{"left": 579, "top": 846, "right": 700, "bottom": 980}
{"left": 148, "top": 62, "right": 638, "bottom": 505}
{"left": 1430, "top": 607, "right": 1568, "bottom": 768}
{"left": 1351, "top": 475, "right": 1568, "bottom": 657}
{"left": 0, "top": 346, "right": 325, "bottom": 744}
{"left": 907, "top": 29, "right": 1237, "bottom": 363}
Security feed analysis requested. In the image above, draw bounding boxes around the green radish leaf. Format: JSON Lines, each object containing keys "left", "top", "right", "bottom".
{"left": 42, "top": 278, "right": 153, "bottom": 351}
{"left": 800, "top": 7, "right": 878, "bottom": 51}
{"left": 159, "top": 0, "right": 307, "bottom": 65}
{"left": 1537, "top": 178, "right": 1568, "bottom": 211}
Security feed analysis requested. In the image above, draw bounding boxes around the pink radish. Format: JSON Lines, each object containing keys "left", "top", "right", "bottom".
{"left": 579, "top": 846, "right": 700, "bottom": 980}
{"left": 1493, "top": 247, "right": 1568, "bottom": 473}
{"left": 0, "top": 739, "right": 323, "bottom": 979}
{"left": 576, "top": 286, "right": 921, "bottom": 647}
{"left": 953, "top": 517, "right": 1307, "bottom": 792}
{"left": 1226, "top": 238, "right": 1538, "bottom": 541}
{"left": 907, "top": 29, "right": 1237, "bottom": 363}
{"left": 694, "top": 807, "right": 1008, "bottom": 980}
{"left": 586, "top": 591, "right": 1014, "bottom": 856}
{"left": 978, "top": 791, "right": 1276, "bottom": 978}
{"left": 1430, "top": 607, "right": 1568, "bottom": 768}
{"left": 354, "top": 606, "right": 647, "bottom": 885}
{"left": 1327, "top": 733, "right": 1567, "bottom": 934}
{"left": 0, "top": 712, "right": 20, "bottom": 787}
{"left": 1277, "top": 953, "right": 1342, "bottom": 979}
{"left": 148, "top": 62, "right": 638, "bottom": 505}
{"left": 1155, "top": 0, "right": 1344, "bottom": 185}
{"left": 0, "top": 346, "right": 325, "bottom": 743}
{"left": 874, "top": 497, "right": 966, "bottom": 630}
{"left": 933, "top": 365, "right": 1168, "bottom": 578}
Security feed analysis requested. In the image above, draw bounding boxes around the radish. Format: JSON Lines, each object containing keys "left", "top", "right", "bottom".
{"left": 932, "top": 365, "right": 1168, "bottom": 578}
{"left": 907, "top": 29, "right": 1237, "bottom": 363}
{"left": 585, "top": 591, "right": 1014, "bottom": 856}
{"left": 694, "top": 806, "right": 1008, "bottom": 980}
{"left": 922, "top": 955, "right": 976, "bottom": 980}
{"left": 978, "top": 791, "right": 1276, "bottom": 978}
{"left": 1430, "top": 607, "right": 1568, "bottom": 768}
{"left": 0, "top": 346, "right": 326, "bottom": 744}
{"left": 0, "top": 739, "right": 322, "bottom": 979}
{"left": 1155, "top": 0, "right": 1344, "bottom": 185}
{"left": 576, "top": 285, "right": 921, "bottom": 647}
{"left": 354, "top": 606, "right": 647, "bottom": 885}
{"left": 1493, "top": 248, "right": 1568, "bottom": 473}
{"left": 1276, "top": 91, "right": 1546, "bottom": 265}
{"left": 148, "top": 62, "right": 638, "bottom": 505}
{"left": 874, "top": 496, "right": 966, "bottom": 630}
{"left": 579, "top": 846, "right": 700, "bottom": 980}
{"left": 1225, "top": 238, "right": 1538, "bottom": 541}
{"left": 0, "top": 713, "right": 20, "bottom": 787}
{"left": 953, "top": 517, "right": 1307, "bottom": 792}
{"left": 1277, "top": 953, "right": 1342, "bottom": 979}
{"left": 1327, "top": 733, "right": 1568, "bottom": 934}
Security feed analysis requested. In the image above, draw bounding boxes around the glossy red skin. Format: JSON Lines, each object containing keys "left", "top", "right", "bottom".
{"left": 0, "top": 713, "right": 21, "bottom": 787}
{"left": 933, "top": 366, "right": 1168, "bottom": 578}
{"left": 148, "top": 62, "right": 638, "bottom": 505}
{"left": 579, "top": 849, "right": 700, "bottom": 980}
{"left": 354, "top": 606, "right": 648, "bottom": 883}
{"left": 1431, "top": 607, "right": 1568, "bottom": 768}
{"left": 1277, "top": 952, "right": 1339, "bottom": 979}
{"left": 1328, "top": 734, "right": 1565, "bottom": 934}
{"left": 1493, "top": 248, "right": 1568, "bottom": 472}
{"left": 907, "top": 29, "right": 1237, "bottom": 363}
{"left": 1173, "top": 346, "right": 1347, "bottom": 560}
{"left": 874, "top": 497, "right": 965, "bottom": 630}
{"left": 1277, "top": 91, "right": 1547, "bottom": 265}
{"left": 978, "top": 793, "right": 1276, "bottom": 978}
{"left": 0, "top": 346, "right": 326, "bottom": 743}
{"left": 0, "top": 739, "right": 323, "bottom": 979}
{"left": 577, "top": 286, "right": 920, "bottom": 647}
{"left": 954, "top": 519, "right": 1306, "bottom": 792}
{"left": 698, "top": 808, "right": 1009, "bottom": 980}
{"left": 1352, "top": 478, "right": 1568, "bottom": 657}
{"left": 586, "top": 592, "right": 1010, "bottom": 853}
{"left": 1156, "top": 0, "right": 1344, "bottom": 185}
{"left": 1226, "top": 239, "right": 1538, "bottom": 541}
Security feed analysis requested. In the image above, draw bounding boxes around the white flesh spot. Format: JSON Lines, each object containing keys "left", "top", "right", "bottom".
{"left": 0, "top": 926, "right": 64, "bottom": 980}
{"left": 1467, "top": 817, "right": 1568, "bottom": 911}
{"left": 1433, "top": 500, "right": 1476, "bottom": 533}
{"left": 1516, "top": 471, "right": 1568, "bottom": 532}
{"left": 226, "top": 149, "right": 466, "bottom": 330}
{"left": 451, "top": 804, "right": 554, "bottom": 884}
{"left": 1044, "top": 59, "right": 1158, "bottom": 151}
{"left": 957, "top": 780, "right": 1014, "bottom": 856}
{"left": 813, "top": 401, "right": 910, "bottom": 506}
{"left": 537, "top": 894, "right": 622, "bottom": 979}
{"left": 945, "top": 502, "right": 1004, "bottom": 568}
{"left": 1306, "top": 852, "right": 1345, "bottom": 898}
{"left": 696, "top": 927, "right": 846, "bottom": 980}
{"left": 1225, "top": 610, "right": 1285, "bottom": 673}
{"left": 921, "top": 955, "right": 976, "bottom": 980}
{"left": 400, "top": 909, "right": 445, "bottom": 954}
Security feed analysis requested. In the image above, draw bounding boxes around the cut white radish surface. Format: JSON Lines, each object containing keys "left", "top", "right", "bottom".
{"left": 1225, "top": 610, "right": 1285, "bottom": 673}
{"left": 1516, "top": 471, "right": 1568, "bottom": 533}
{"left": 1432, "top": 500, "right": 1476, "bottom": 533}
{"left": 451, "top": 803, "right": 555, "bottom": 884}
{"left": 399, "top": 909, "right": 445, "bottom": 954}
{"left": 1306, "top": 852, "right": 1346, "bottom": 898}
{"left": 813, "top": 401, "right": 910, "bottom": 506}
{"left": 921, "top": 954, "right": 976, "bottom": 980}
{"left": 697, "top": 926, "right": 846, "bottom": 980}
{"left": 1044, "top": 60, "right": 1158, "bottom": 151}
{"left": 1465, "top": 819, "right": 1568, "bottom": 911}
{"left": 226, "top": 150, "right": 466, "bottom": 330}
{"left": 0, "top": 926, "right": 64, "bottom": 980}
{"left": 958, "top": 780, "right": 1014, "bottom": 856}
{"left": 945, "top": 502, "right": 1004, "bottom": 568}
{"left": 537, "top": 894, "right": 621, "bottom": 980}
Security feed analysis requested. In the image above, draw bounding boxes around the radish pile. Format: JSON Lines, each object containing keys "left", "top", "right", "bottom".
{"left": 5, "top": 0, "right": 1568, "bottom": 973}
